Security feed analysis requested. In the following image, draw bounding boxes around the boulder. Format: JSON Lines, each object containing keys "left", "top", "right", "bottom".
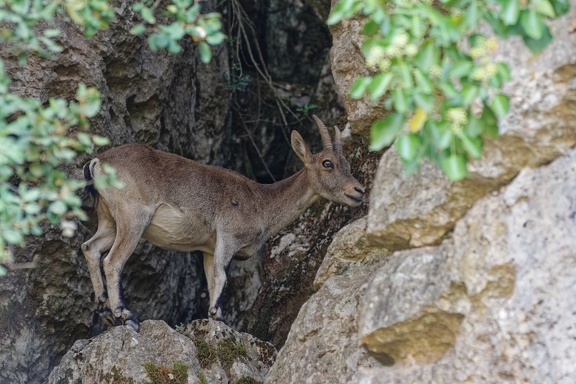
{"left": 48, "top": 319, "right": 276, "bottom": 384}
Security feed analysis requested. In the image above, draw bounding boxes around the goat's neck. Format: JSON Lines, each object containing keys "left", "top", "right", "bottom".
{"left": 260, "top": 169, "right": 318, "bottom": 237}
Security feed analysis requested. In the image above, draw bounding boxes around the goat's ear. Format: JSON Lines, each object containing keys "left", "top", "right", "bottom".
{"left": 291, "top": 130, "right": 313, "bottom": 164}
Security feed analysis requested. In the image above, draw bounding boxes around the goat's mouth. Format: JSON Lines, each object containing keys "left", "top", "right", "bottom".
{"left": 345, "top": 193, "right": 364, "bottom": 206}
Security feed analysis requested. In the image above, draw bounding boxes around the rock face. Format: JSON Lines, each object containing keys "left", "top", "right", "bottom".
{"left": 48, "top": 319, "right": 276, "bottom": 384}
{"left": 265, "top": 1, "right": 576, "bottom": 383}
{"left": 267, "top": 132, "right": 576, "bottom": 384}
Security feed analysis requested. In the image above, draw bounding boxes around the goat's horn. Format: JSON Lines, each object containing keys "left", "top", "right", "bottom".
{"left": 313, "top": 115, "right": 333, "bottom": 150}
{"left": 333, "top": 127, "right": 342, "bottom": 153}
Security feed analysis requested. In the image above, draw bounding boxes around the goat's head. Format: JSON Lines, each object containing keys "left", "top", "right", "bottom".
{"left": 291, "top": 115, "right": 365, "bottom": 207}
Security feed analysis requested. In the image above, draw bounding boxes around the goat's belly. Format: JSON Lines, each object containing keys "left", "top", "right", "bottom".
{"left": 142, "top": 204, "right": 214, "bottom": 253}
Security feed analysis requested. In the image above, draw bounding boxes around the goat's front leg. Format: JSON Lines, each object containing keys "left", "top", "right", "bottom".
{"left": 203, "top": 253, "right": 215, "bottom": 301}
{"left": 209, "top": 234, "right": 238, "bottom": 321}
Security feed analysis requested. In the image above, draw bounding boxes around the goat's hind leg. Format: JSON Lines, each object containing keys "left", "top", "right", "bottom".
{"left": 103, "top": 211, "right": 151, "bottom": 332}
{"left": 81, "top": 218, "right": 116, "bottom": 325}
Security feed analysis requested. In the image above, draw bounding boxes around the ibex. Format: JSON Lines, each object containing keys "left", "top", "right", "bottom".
{"left": 81, "top": 116, "right": 365, "bottom": 331}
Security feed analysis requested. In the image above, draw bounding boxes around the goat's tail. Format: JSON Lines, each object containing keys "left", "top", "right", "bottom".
{"left": 83, "top": 158, "right": 100, "bottom": 208}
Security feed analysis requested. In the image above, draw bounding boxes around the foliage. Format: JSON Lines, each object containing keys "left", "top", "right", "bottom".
{"left": 296, "top": 102, "right": 318, "bottom": 116}
{"left": 142, "top": 361, "right": 189, "bottom": 384}
{"left": 225, "top": 63, "right": 252, "bottom": 92}
{"left": 197, "top": 370, "right": 208, "bottom": 384}
{"left": 194, "top": 338, "right": 218, "bottom": 369}
{"left": 0, "top": 0, "right": 224, "bottom": 273}
{"left": 130, "top": 0, "right": 226, "bottom": 63}
{"left": 328, "top": 0, "right": 569, "bottom": 180}
{"left": 217, "top": 336, "right": 247, "bottom": 370}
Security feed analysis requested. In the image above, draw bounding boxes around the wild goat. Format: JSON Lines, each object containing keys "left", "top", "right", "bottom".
{"left": 81, "top": 115, "right": 365, "bottom": 331}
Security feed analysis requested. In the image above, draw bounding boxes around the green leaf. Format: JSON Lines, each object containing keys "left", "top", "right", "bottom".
{"left": 141, "top": 7, "right": 156, "bottom": 24}
{"left": 43, "top": 29, "right": 61, "bottom": 38}
{"left": 439, "top": 82, "right": 458, "bottom": 99}
{"left": 198, "top": 42, "right": 212, "bottom": 63}
{"left": 363, "top": 20, "right": 379, "bottom": 36}
{"left": 481, "top": 106, "right": 499, "bottom": 137}
{"left": 496, "top": 63, "right": 512, "bottom": 81}
{"left": 392, "top": 88, "right": 409, "bottom": 113}
{"left": 370, "top": 113, "right": 406, "bottom": 151}
{"left": 22, "top": 188, "right": 40, "bottom": 201}
{"left": 350, "top": 77, "right": 372, "bottom": 99}
{"left": 464, "top": 0, "right": 480, "bottom": 28}
{"left": 465, "top": 115, "right": 485, "bottom": 137}
{"left": 327, "top": 0, "right": 359, "bottom": 25}
{"left": 413, "top": 92, "right": 434, "bottom": 113}
{"left": 396, "top": 133, "right": 422, "bottom": 162}
{"left": 414, "top": 69, "right": 433, "bottom": 94}
{"left": 427, "top": 121, "right": 453, "bottom": 150}
{"left": 368, "top": 73, "right": 393, "bottom": 101}
{"left": 522, "top": 24, "right": 553, "bottom": 54}
{"left": 92, "top": 135, "right": 110, "bottom": 146}
{"left": 0, "top": 265, "right": 6, "bottom": 277}
{"left": 520, "top": 10, "right": 545, "bottom": 40}
{"left": 129, "top": 24, "right": 146, "bottom": 36}
{"left": 449, "top": 60, "right": 473, "bottom": 79}
{"left": 415, "top": 40, "right": 438, "bottom": 72}
{"left": 551, "top": 0, "right": 570, "bottom": 16}
{"left": 501, "top": 0, "right": 521, "bottom": 26}
{"left": 206, "top": 32, "right": 226, "bottom": 45}
{"left": 442, "top": 154, "right": 468, "bottom": 181}
{"left": 458, "top": 132, "right": 483, "bottom": 159}
{"left": 461, "top": 84, "right": 478, "bottom": 105}
{"left": 397, "top": 63, "right": 413, "bottom": 88}
{"left": 4, "top": 229, "right": 24, "bottom": 245}
{"left": 534, "top": 0, "right": 555, "bottom": 17}
{"left": 490, "top": 94, "right": 510, "bottom": 117}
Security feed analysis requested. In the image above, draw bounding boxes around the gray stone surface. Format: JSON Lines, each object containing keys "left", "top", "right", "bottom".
{"left": 354, "top": 144, "right": 576, "bottom": 384}
{"left": 313, "top": 216, "right": 384, "bottom": 290}
{"left": 48, "top": 319, "right": 276, "bottom": 384}
{"left": 328, "top": 13, "right": 386, "bottom": 137}
{"left": 264, "top": 261, "right": 385, "bottom": 384}
{"left": 268, "top": 144, "right": 576, "bottom": 384}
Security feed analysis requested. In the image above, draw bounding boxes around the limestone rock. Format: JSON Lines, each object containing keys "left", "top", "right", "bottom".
{"left": 47, "top": 319, "right": 276, "bottom": 384}
{"left": 313, "top": 216, "right": 385, "bottom": 290}
{"left": 328, "top": 10, "right": 385, "bottom": 137}
{"left": 268, "top": 142, "right": 576, "bottom": 384}
{"left": 365, "top": 6, "right": 576, "bottom": 251}
{"left": 358, "top": 245, "right": 464, "bottom": 366}
{"left": 264, "top": 262, "right": 384, "bottom": 384}
{"left": 355, "top": 139, "right": 576, "bottom": 384}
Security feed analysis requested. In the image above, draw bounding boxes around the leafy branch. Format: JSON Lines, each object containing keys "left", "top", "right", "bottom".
{"left": 130, "top": 0, "right": 226, "bottom": 63}
{"left": 328, "top": 0, "right": 569, "bottom": 180}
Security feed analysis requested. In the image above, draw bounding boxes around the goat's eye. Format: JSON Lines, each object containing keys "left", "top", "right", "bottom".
{"left": 322, "top": 160, "right": 333, "bottom": 169}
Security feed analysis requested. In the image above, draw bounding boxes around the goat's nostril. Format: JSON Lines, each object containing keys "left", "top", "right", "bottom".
{"left": 355, "top": 187, "right": 365, "bottom": 195}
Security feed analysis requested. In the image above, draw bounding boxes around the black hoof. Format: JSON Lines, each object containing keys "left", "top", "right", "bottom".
{"left": 117, "top": 308, "right": 140, "bottom": 332}
{"left": 98, "top": 307, "right": 117, "bottom": 327}
{"left": 125, "top": 318, "right": 140, "bottom": 332}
